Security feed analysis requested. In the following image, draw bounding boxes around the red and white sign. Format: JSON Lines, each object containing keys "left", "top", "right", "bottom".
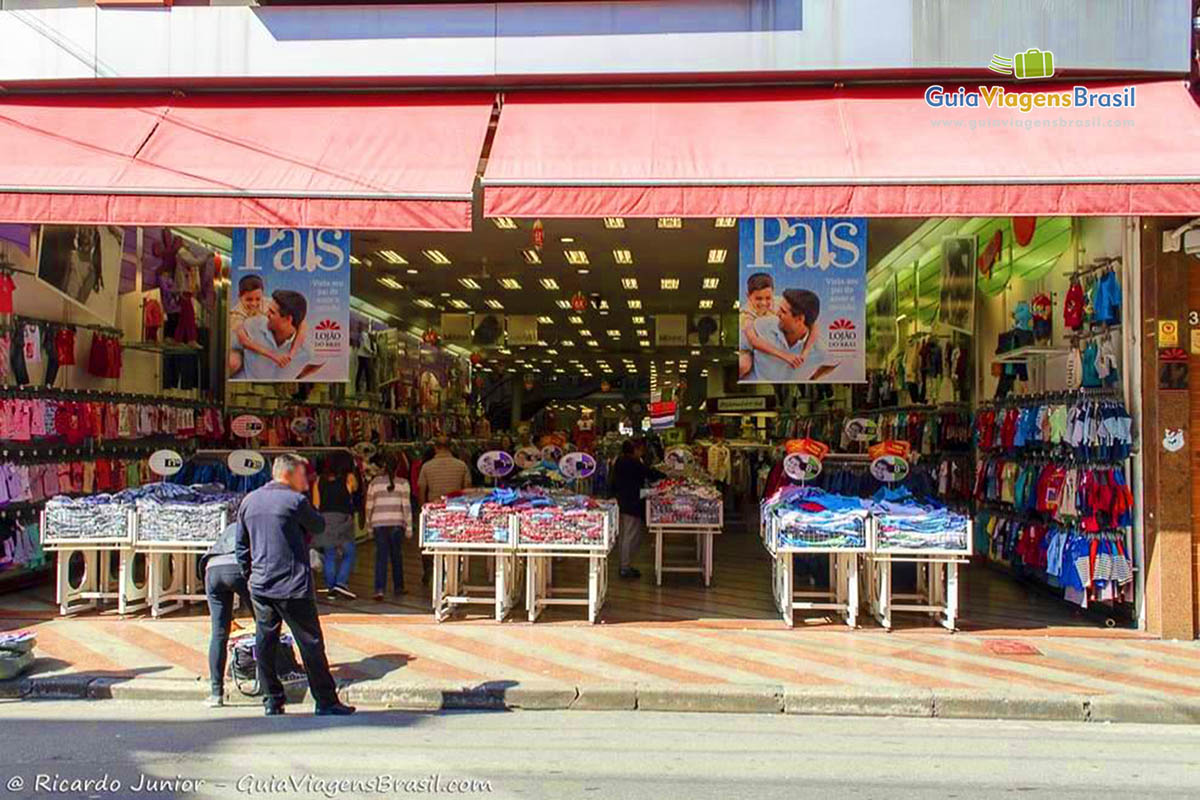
{"left": 231, "top": 414, "right": 265, "bottom": 439}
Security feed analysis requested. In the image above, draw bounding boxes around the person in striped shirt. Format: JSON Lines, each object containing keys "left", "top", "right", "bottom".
{"left": 365, "top": 457, "right": 414, "bottom": 600}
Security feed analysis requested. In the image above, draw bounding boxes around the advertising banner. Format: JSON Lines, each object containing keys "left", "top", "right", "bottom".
{"left": 228, "top": 228, "right": 351, "bottom": 383}
{"left": 738, "top": 218, "right": 867, "bottom": 384}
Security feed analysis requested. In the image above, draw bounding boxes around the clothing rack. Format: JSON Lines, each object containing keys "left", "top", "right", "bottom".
{"left": 1066, "top": 256, "right": 1121, "bottom": 279}
{"left": 225, "top": 401, "right": 410, "bottom": 419}
{"left": 0, "top": 385, "right": 219, "bottom": 409}
{"left": 977, "top": 386, "right": 1122, "bottom": 409}
{"left": 9, "top": 314, "right": 122, "bottom": 336}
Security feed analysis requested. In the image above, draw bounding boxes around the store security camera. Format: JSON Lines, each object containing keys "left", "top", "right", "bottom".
{"left": 1162, "top": 219, "right": 1200, "bottom": 253}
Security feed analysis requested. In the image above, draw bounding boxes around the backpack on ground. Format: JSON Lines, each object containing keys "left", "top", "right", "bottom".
{"left": 228, "top": 633, "right": 307, "bottom": 696}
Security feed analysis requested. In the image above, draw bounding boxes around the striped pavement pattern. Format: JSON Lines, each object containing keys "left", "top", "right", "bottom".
{"left": 3, "top": 530, "right": 1197, "bottom": 702}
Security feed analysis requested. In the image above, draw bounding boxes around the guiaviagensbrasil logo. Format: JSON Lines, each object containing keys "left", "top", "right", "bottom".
{"left": 924, "top": 47, "right": 1136, "bottom": 112}
{"left": 989, "top": 48, "right": 1055, "bottom": 80}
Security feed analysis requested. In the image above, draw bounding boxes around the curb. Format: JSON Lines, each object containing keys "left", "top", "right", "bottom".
{"left": 3, "top": 677, "right": 1199, "bottom": 724}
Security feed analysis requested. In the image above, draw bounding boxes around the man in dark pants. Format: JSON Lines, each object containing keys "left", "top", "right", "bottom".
{"left": 611, "top": 439, "right": 665, "bottom": 579}
{"left": 235, "top": 453, "right": 355, "bottom": 717}
{"left": 201, "top": 521, "right": 253, "bottom": 708}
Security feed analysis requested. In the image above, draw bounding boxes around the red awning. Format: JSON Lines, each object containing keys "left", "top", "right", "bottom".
{"left": 0, "top": 92, "right": 494, "bottom": 230}
{"left": 483, "top": 82, "right": 1200, "bottom": 217}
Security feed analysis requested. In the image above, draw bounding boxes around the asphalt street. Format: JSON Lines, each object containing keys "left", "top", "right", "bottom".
{"left": 0, "top": 700, "right": 1197, "bottom": 800}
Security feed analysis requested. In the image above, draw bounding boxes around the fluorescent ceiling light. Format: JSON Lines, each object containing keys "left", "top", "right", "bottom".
{"left": 458, "top": 278, "right": 481, "bottom": 290}
{"left": 604, "top": 218, "right": 625, "bottom": 229}
{"left": 492, "top": 217, "right": 518, "bottom": 230}
{"left": 632, "top": 316, "right": 645, "bottom": 324}
{"left": 539, "top": 278, "right": 561, "bottom": 290}
{"left": 707, "top": 248, "right": 727, "bottom": 264}
{"left": 658, "top": 217, "right": 683, "bottom": 229}
{"left": 628, "top": 299, "right": 642, "bottom": 309}
{"left": 613, "top": 249, "right": 633, "bottom": 265}
{"left": 621, "top": 278, "right": 638, "bottom": 290}
{"left": 485, "top": 299, "right": 504, "bottom": 309}
{"left": 555, "top": 299, "right": 572, "bottom": 309}
{"left": 376, "top": 277, "right": 404, "bottom": 290}
{"left": 377, "top": 250, "right": 407, "bottom": 265}
{"left": 702, "top": 277, "right": 720, "bottom": 289}
{"left": 546, "top": 348, "right": 558, "bottom": 355}
{"left": 606, "top": 329, "right": 621, "bottom": 337}
{"left": 561, "top": 339, "right": 575, "bottom": 346}
{"left": 414, "top": 298, "right": 436, "bottom": 308}
{"left": 349, "top": 255, "right": 361, "bottom": 265}
{"left": 499, "top": 278, "right": 522, "bottom": 290}
{"left": 639, "top": 339, "right": 651, "bottom": 347}
{"left": 586, "top": 339, "right": 599, "bottom": 347}
{"left": 564, "top": 250, "right": 589, "bottom": 265}
{"left": 661, "top": 278, "right": 679, "bottom": 290}
{"left": 536, "top": 315, "right": 553, "bottom": 324}
{"left": 522, "top": 249, "right": 542, "bottom": 265}
{"left": 637, "top": 329, "right": 648, "bottom": 337}
{"left": 568, "top": 315, "right": 583, "bottom": 324}
{"left": 579, "top": 329, "right": 592, "bottom": 337}
{"left": 699, "top": 299, "right": 714, "bottom": 309}
{"left": 422, "top": 249, "right": 450, "bottom": 265}
{"left": 406, "top": 268, "right": 419, "bottom": 275}
{"left": 448, "top": 299, "right": 470, "bottom": 310}
{"left": 714, "top": 217, "right": 737, "bottom": 228}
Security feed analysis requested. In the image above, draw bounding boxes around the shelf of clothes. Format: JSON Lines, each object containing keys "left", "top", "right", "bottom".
{"left": 43, "top": 483, "right": 243, "bottom": 546}
{"left": 419, "top": 488, "right": 617, "bottom": 550}
{"left": 975, "top": 395, "right": 1133, "bottom": 462}
{"left": 976, "top": 510, "right": 1134, "bottom": 608}
{"left": 0, "top": 392, "right": 225, "bottom": 446}
{"left": 974, "top": 460, "right": 1134, "bottom": 533}
{"left": 2, "top": 318, "right": 124, "bottom": 385}
{"left": 761, "top": 485, "right": 969, "bottom": 553}
{"left": 870, "top": 336, "right": 970, "bottom": 408}
{"left": 0, "top": 455, "right": 153, "bottom": 510}
{"left": 646, "top": 476, "right": 723, "bottom": 528}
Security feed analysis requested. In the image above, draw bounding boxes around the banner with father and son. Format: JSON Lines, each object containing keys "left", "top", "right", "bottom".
{"left": 738, "top": 217, "right": 867, "bottom": 384}
{"left": 227, "top": 228, "right": 352, "bottom": 383}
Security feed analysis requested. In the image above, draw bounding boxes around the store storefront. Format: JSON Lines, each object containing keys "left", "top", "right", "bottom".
{"left": 1, "top": 78, "right": 1199, "bottom": 637}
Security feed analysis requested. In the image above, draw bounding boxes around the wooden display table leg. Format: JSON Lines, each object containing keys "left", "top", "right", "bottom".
{"left": 943, "top": 562, "right": 959, "bottom": 631}
{"left": 845, "top": 553, "right": 859, "bottom": 629}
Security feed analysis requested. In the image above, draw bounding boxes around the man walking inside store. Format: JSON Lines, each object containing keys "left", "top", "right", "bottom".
{"left": 417, "top": 436, "right": 472, "bottom": 585}
{"left": 611, "top": 439, "right": 663, "bottom": 579}
{"left": 235, "top": 453, "right": 355, "bottom": 717}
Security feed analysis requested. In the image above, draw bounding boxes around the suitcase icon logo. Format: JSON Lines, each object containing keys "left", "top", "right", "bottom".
{"left": 988, "top": 48, "right": 1055, "bottom": 80}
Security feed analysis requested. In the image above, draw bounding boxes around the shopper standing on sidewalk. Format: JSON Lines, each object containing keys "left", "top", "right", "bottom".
{"left": 200, "top": 521, "right": 252, "bottom": 708}
{"left": 365, "top": 457, "right": 413, "bottom": 600}
{"left": 235, "top": 453, "right": 354, "bottom": 717}
{"left": 417, "top": 437, "right": 472, "bottom": 586}
{"left": 313, "top": 455, "right": 360, "bottom": 600}
{"left": 611, "top": 439, "right": 664, "bottom": 580}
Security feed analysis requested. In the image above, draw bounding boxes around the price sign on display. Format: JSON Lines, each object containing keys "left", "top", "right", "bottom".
{"left": 870, "top": 455, "right": 910, "bottom": 483}
{"left": 231, "top": 414, "right": 265, "bottom": 439}
{"left": 785, "top": 438, "right": 830, "bottom": 459}
{"left": 663, "top": 446, "right": 693, "bottom": 471}
{"left": 148, "top": 449, "right": 183, "bottom": 477}
{"left": 559, "top": 451, "right": 597, "bottom": 480}
{"left": 477, "top": 450, "right": 515, "bottom": 478}
{"left": 843, "top": 418, "right": 879, "bottom": 443}
{"left": 228, "top": 450, "right": 266, "bottom": 477}
{"left": 540, "top": 444, "right": 564, "bottom": 464}
{"left": 514, "top": 446, "right": 541, "bottom": 470}
{"left": 290, "top": 417, "right": 318, "bottom": 437}
{"left": 783, "top": 452, "right": 822, "bottom": 482}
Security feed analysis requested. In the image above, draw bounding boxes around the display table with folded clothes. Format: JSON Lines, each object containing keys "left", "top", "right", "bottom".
{"left": 761, "top": 486, "right": 871, "bottom": 552}
{"left": 869, "top": 487, "right": 971, "bottom": 554}
{"left": 419, "top": 488, "right": 617, "bottom": 551}
{"left": 646, "top": 475, "right": 723, "bottom": 528}
{"left": 44, "top": 483, "right": 243, "bottom": 547}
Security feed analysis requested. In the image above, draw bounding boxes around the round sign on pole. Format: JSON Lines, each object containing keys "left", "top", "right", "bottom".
{"left": 870, "top": 455, "right": 911, "bottom": 483}
{"left": 149, "top": 449, "right": 184, "bottom": 477}
{"left": 540, "top": 444, "right": 564, "bottom": 464}
{"left": 228, "top": 450, "right": 267, "bottom": 477}
{"left": 559, "top": 451, "right": 597, "bottom": 480}
{"left": 663, "top": 446, "right": 693, "bottom": 472}
{"left": 843, "top": 418, "right": 879, "bottom": 443}
{"left": 477, "top": 450, "right": 515, "bottom": 478}
{"left": 231, "top": 414, "right": 265, "bottom": 439}
{"left": 783, "top": 452, "right": 822, "bottom": 482}
{"left": 514, "top": 446, "right": 541, "bottom": 470}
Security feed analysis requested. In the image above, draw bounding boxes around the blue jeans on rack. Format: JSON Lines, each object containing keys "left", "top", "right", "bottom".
{"left": 323, "top": 538, "right": 356, "bottom": 591}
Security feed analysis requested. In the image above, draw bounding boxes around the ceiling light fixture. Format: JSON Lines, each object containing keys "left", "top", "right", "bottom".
{"left": 564, "top": 250, "right": 589, "bottom": 265}
{"left": 539, "top": 278, "right": 560, "bottom": 290}
{"left": 707, "top": 248, "right": 728, "bottom": 264}
{"left": 448, "top": 299, "right": 470, "bottom": 310}
{"left": 632, "top": 315, "right": 645, "bottom": 324}
{"left": 561, "top": 339, "right": 575, "bottom": 346}
{"left": 377, "top": 250, "right": 408, "bottom": 264}
{"left": 492, "top": 217, "right": 518, "bottom": 230}
{"left": 699, "top": 299, "right": 714, "bottom": 309}
{"left": 555, "top": 299, "right": 572, "bottom": 309}
{"left": 414, "top": 298, "right": 435, "bottom": 308}
{"left": 661, "top": 278, "right": 680, "bottom": 290}
{"left": 613, "top": 249, "right": 633, "bottom": 265}
{"left": 579, "top": 329, "right": 593, "bottom": 337}
{"left": 485, "top": 299, "right": 504, "bottom": 309}
{"left": 714, "top": 217, "right": 737, "bottom": 228}
{"left": 586, "top": 339, "right": 599, "bottom": 347}
{"left": 406, "top": 268, "right": 419, "bottom": 275}
{"left": 568, "top": 316, "right": 583, "bottom": 324}
{"left": 376, "top": 277, "right": 404, "bottom": 290}
{"left": 702, "top": 277, "right": 720, "bottom": 289}
{"left": 603, "top": 217, "right": 625, "bottom": 229}
{"left": 636, "top": 329, "right": 648, "bottom": 337}
{"left": 621, "top": 278, "right": 638, "bottom": 290}
{"left": 657, "top": 217, "right": 683, "bottom": 229}
{"left": 536, "top": 315, "right": 553, "bottom": 324}
{"left": 422, "top": 249, "right": 450, "bottom": 265}
{"left": 458, "top": 278, "right": 481, "bottom": 290}
{"left": 499, "top": 278, "right": 522, "bottom": 290}
{"left": 606, "top": 329, "right": 621, "bottom": 337}
{"left": 627, "top": 299, "right": 642, "bottom": 309}
{"left": 522, "top": 249, "right": 542, "bottom": 265}
{"left": 639, "top": 339, "right": 651, "bottom": 347}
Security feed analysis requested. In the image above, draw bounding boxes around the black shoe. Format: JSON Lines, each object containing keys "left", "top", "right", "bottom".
{"left": 316, "top": 703, "right": 357, "bottom": 716}
{"left": 265, "top": 705, "right": 285, "bottom": 717}
{"left": 619, "top": 568, "right": 641, "bottom": 580}
{"left": 331, "top": 585, "right": 357, "bottom": 600}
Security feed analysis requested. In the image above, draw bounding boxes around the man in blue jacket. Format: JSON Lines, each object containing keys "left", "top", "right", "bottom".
{"left": 236, "top": 452, "right": 354, "bottom": 717}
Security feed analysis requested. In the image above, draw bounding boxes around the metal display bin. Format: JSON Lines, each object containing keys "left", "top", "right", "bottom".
{"left": 516, "top": 503, "right": 617, "bottom": 552}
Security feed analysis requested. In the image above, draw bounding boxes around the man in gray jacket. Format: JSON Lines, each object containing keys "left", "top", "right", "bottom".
{"left": 236, "top": 453, "right": 354, "bottom": 717}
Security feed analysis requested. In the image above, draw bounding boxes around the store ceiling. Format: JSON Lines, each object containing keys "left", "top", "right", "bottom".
{"left": 349, "top": 215, "right": 923, "bottom": 374}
